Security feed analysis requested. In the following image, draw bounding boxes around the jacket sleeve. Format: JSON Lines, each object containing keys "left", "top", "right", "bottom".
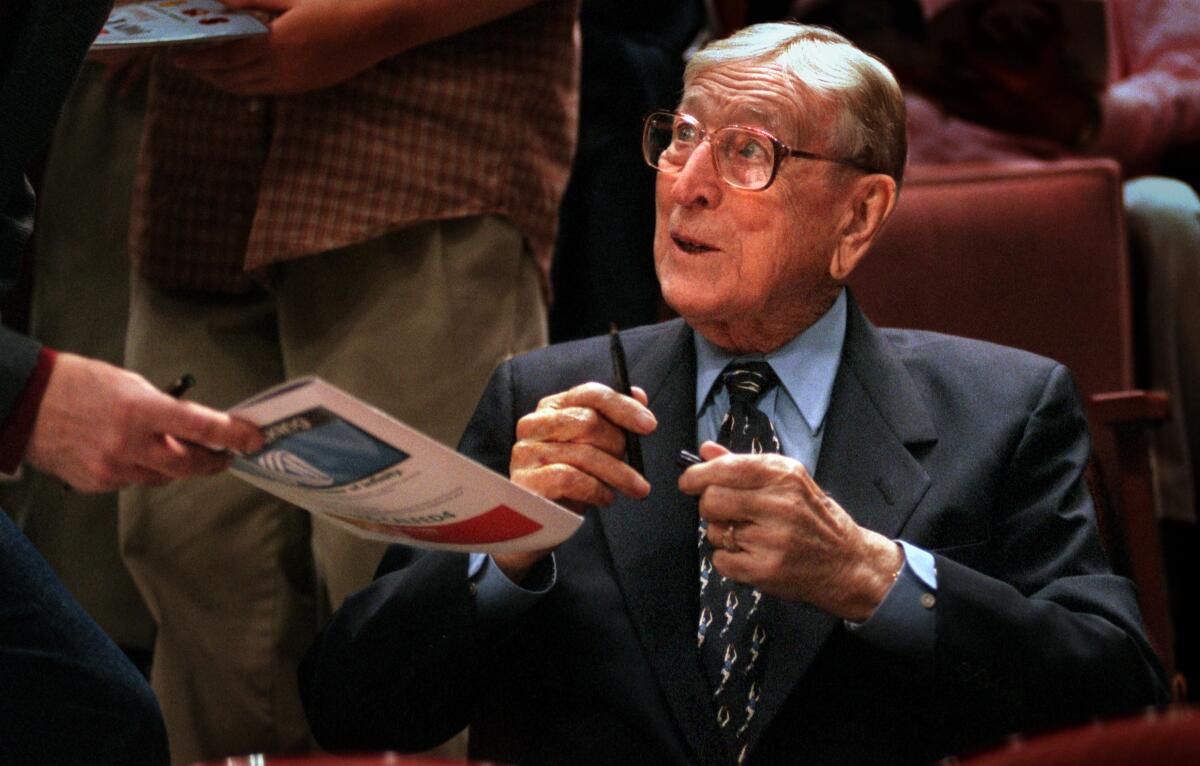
{"left": 299, "top": 360, "right": 532, "bottom": 752}
{"left": 0, "top": 326, "right": 41, "bottom": 429}
{"left": 930, "top": 363, "right": 1167, "bottom": 742}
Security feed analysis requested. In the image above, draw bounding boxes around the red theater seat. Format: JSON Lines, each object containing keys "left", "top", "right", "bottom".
{"left": 959, "top": 706, "right": 1200, "bottom": 765}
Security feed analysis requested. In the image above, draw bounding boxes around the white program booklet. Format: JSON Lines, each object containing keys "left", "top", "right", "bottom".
{"left": 226, "top": 377, "right": 582, "bottom": 554}
{"left": 92, "top": 0, "right": 269, "bottom": 50}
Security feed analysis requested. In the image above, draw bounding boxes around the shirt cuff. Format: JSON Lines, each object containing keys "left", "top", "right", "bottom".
{"left": 844, "top": 540, "right": 938, "bottom": 659}
{"left": 0, "top": 346, "right": 57, "bottom": 475}
{"left": 468, "top": 551, "right": 556, "bottom": 622}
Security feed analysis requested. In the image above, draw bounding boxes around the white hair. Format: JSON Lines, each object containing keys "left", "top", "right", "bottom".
{"left": 685, "top": 23, "right": 907, "bottom": 186}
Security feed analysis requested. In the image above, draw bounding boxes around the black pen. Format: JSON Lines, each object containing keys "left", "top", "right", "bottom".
{"left": 676, "top": 449, "right": 702, "bottom": 469}
{"left": 164, "top": 373, "right": 196, "bottom": 399}
{"left": 609, "top": 324, "right": 645, "bottom": 475}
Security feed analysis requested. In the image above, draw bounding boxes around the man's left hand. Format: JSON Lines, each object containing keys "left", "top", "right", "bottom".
{"left": 169, "top": 0, "right": 386, "bottom": 96}
{"left": 679, "top": 441, "right": 903, "bottom": 623}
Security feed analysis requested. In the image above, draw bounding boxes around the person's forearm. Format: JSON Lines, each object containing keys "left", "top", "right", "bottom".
{"left": 0, "top": 346, "right": 56, "bottom": 474}
{"left": 352, "top": 0, "right": 547, "bottom": 63}
{"left": 1092, "top": 60, "right": 1200, "bottom": 175}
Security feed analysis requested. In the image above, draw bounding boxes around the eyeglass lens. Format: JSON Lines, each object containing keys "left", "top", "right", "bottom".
{"left": 644, "top": 113, "right": 776, "bottom": 190}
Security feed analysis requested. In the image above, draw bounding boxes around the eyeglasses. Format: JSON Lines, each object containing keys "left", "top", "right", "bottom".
{"left": 641, "top": 110, "right": 869, "bottom": 191}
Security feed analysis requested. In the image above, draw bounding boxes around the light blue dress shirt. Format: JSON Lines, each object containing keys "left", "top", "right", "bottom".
{"left": 693, "top": 287, "right": 848, "bottom": 472}
{"left": 471, "top": 289, "right": 937, "bottom": 658}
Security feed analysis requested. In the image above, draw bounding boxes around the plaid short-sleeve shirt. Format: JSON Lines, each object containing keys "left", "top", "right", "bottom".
{"left": 131, "top": 0, "right": 580, "bottom": 294}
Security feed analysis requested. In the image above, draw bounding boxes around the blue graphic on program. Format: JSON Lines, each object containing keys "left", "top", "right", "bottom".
{"left": 235, "top": 408, "right": 409, "bottom": 488}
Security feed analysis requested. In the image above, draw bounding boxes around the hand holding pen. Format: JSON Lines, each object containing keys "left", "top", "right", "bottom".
{"left": 508, "top": 337, "right": 655, "bottom": 511}
{"left": 27, "top": 359, "right": 262, "bottom": 494}
{"left": 495, "top": 334, "right": 657, "bottom": 583}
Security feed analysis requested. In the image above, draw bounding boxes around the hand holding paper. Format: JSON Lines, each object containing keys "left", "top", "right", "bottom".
{"left": 168, "top": 0, "right": 553, "bottom": 96}
{"left": 496, "top": 382, "right": 654, "bottom": 582}
{"left": 26, "top": 354, "right": 262, "bottom": 492}
{"left": 170, "top": 0, "right": 394, "bottom": 96}
{"left": 92, "top": 1, "right": 268, "bottom": 50}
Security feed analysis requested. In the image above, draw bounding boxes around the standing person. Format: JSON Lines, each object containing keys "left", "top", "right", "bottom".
{"left": 549, "top": 0, "right": 705, "bottom": 342}
{"left": 118, "top": 0, "right": 580, "bottom": 761}
{"left": 300, "top": 23, "right": 1165, "bottom": 765}
{"left": 2, "top": 2, "right": 262, "bottom": 761}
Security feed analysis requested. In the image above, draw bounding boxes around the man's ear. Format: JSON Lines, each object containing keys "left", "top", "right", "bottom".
{"left": 830, "top": 173, "right": 898, "bottom": 281}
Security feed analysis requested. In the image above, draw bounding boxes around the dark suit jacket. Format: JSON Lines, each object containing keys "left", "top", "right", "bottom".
{"left": 301, "top": 297, "right": 1166, "bottom": 765}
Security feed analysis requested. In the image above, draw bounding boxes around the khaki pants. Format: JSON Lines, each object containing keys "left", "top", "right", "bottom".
{"left": 119, "top": 214, "right": 545, "bottom": 763}
{"left": 1126, "top": 177, "right": 1200, "bottom": 524}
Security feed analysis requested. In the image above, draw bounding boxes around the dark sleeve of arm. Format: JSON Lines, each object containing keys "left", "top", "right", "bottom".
{"left": 0, "top": 326, "right": 41, "bottom": 422}
{"left": 0, "top": 0, "right": 110, "bottom": 465}
{"left": 300, "top": 361, "right": 526, "bottom": 752}
{"left": 2, "top": 0, "right": 111, "bottom": 302}
{"left": 932, "top": 364, "right": 1168, "bottom": 740}
{"left": 0, "top": 338, "right": 55, "bottom": 473}
{"left": 0, "top": 0, "right": 112, "bottom": 222}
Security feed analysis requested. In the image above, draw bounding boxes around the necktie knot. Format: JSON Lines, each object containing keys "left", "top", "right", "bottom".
{"left": 716, "top": 361, "right": 782, "bottom": 456}
{"left": 721, "top": 361, "right": 779, "bottom": 407}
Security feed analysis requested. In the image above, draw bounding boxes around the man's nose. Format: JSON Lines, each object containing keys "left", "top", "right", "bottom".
{"left": 670, "top": 141, "right": 723, "bottom": 208}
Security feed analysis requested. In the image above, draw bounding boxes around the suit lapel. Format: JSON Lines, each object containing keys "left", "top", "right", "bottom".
{"left": 747, "top": 295, "right": 938, "bottom": 753}
{"left": 596, "top": 320, "right": 730, "bottom": 766}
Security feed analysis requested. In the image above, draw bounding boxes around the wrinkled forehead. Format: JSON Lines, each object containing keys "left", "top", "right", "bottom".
{"left": 678, "top": 59, "right": 824, "bottom": 147}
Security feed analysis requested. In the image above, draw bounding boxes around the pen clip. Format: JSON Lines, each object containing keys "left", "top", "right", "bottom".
{"left": 164, "top": 372, "right": 196, "bottom": 399}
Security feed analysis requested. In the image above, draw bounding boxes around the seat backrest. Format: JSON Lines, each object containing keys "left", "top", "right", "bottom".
{"left": 850, "top": 158, "right": 1132, "bottom": 398}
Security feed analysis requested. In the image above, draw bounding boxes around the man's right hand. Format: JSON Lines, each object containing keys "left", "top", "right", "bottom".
{"left": 493, "top": 382, "right": 657, "bottom": 582}
{"left": 25, "top": 353, "right": 264, "bottom": 493}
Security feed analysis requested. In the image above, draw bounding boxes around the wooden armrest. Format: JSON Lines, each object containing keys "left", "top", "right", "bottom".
{"left": 1087, "top": 390, "right": 1169, "bottom": 424}
{"left": 1084, "top": 389, "right": 1176, "bottom": 680}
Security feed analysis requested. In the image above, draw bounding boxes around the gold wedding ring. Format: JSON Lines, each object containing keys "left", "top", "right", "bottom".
{"left": 722, "top": 523, "right": 742, "bottom": 553}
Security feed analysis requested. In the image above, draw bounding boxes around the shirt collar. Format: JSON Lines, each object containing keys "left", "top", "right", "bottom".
{"left": 693, "top": 288, "right": 848, "bottom": 433}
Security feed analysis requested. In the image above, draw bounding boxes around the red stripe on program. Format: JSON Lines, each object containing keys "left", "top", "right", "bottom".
{"left": 397, "top": 504, "right": 543, "bottom": 544}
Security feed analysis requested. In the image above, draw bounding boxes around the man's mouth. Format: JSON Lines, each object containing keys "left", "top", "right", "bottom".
{"left": 672, "top": 235, "right": 717, "bottom": 254}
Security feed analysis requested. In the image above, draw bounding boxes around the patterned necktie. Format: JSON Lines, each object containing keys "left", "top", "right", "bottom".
{"left": 698, "top": 361, "right": 781, "bottom": 764}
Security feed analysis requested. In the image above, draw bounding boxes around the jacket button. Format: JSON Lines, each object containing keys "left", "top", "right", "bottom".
{"left": 920, "top": 593, "right": 936, "bottom": 609}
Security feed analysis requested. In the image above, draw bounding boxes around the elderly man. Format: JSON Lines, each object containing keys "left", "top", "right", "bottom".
{"left": 300, "top": 23, "right": 1166, "bottom": 765}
